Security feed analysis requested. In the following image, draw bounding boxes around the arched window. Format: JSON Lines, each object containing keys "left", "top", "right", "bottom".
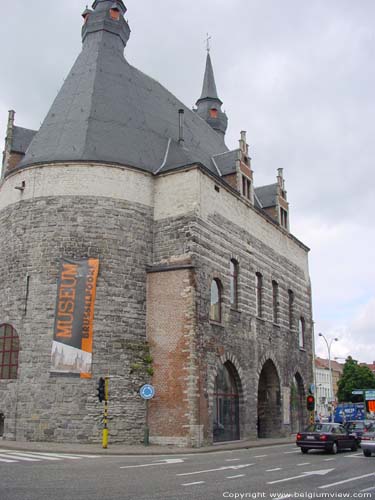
{"left": 210, "top": 279, "right": 222, "bottom": 322}
{"left": 0, "top": 324, "right": 20, "bottom": 379}
{"left": 229, "top": 259, "right": 238, "bottom": 308}
{"left": 256, "top": 272, "right": 263, "bottom": 318}
{"left": 299, "top": 317, "right": 305, "bottom": 348}
{"left": 288, "top": 290, "right": 294, "bottom": 329}
{"left": 272, "top": 280, "right": 279, "bottom": 324}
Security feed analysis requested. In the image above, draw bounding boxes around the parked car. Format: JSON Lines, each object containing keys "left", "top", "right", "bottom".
{"left": 296, "top": 423, "right": 358, "bottom": 454}
{"left": 344, "top": 420, "right": 374, "bottom": 446}
{"left": 361, "top": 426, "right": 375, "bottom": 457}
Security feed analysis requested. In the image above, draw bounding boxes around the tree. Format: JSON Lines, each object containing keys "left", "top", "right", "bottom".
{"left": 337, "top": 356, "right": 375, "bottom": 402}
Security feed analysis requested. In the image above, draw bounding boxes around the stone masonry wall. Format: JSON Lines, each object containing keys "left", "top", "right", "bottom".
{"left": 0, "top": 194, "right": 153, "bottom": 443}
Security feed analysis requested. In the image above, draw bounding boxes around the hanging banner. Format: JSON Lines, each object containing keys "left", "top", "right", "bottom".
{"left": 51, "top": 257, "right": 99, "bottom": 378}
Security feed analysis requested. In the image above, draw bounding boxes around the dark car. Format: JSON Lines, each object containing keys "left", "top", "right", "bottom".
{"left": 344, "top": 420, "right": 374, "bottom": 445}
{"left": 361, "top": 425, "right": 375, "bottom": 457}
{"left": 296, "top": 423, "right": 358, "bottom": 454}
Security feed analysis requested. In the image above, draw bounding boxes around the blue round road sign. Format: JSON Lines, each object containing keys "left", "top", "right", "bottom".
{"left": 140, "top": 384, "right": 155, "bottom": 400}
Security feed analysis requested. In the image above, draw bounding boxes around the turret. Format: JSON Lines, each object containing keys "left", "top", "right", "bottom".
{"left": 195, "top": 49, "right": 228, "bottom": 139}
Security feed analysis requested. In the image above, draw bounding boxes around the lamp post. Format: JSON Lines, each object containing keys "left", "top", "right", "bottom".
{"left": 318, "top": 333, "right": 338, "bottom": 411}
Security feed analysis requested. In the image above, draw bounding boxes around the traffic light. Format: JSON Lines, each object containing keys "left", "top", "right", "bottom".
{"left": 306, "top": 395, "right": 315, "bottom": 411}
{"left": 97, "top": 377, "right": 105, "bottom": 402}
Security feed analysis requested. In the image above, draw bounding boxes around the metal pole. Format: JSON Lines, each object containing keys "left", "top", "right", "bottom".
{"left": 102, "top": 377, "right": 109, "bottom": 449}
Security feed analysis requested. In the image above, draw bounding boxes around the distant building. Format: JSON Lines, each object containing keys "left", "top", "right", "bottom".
{"left": 315, "top": 357, "right": 343, "bottom": 416}
{"left": 0, "top": 0, "right": 314, "bottom": 446}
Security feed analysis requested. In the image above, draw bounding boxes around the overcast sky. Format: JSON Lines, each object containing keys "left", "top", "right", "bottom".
{"left": 1, "top": 1, "right": 374, "bottom": 363}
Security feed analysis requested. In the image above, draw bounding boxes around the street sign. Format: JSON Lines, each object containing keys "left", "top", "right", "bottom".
{"left": 365, "top": 390, "right": 375, "bottom": 401}
{"left": 140, "top": 384, "right": 155, "bottom": 400}
{"left": 352, "top": 390, "right": 364, "bottom": 395}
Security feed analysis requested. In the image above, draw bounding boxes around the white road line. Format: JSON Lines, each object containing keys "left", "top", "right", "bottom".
{"left": 182, "top": 481, "right": 205, "bottom": 486}
{"left": 8, "top": 452, "right": 61, "bottom": 461}
{"left": 284, "top": 450, "right": 300, "bottom": 454}
{"left": 0, "top": 457, "right": 18, "bottom": 463}
{"left": 254, "top": 454, "right": 268, "bottom": 458}
{"left": 225, "top": 458, "right": 241, "bottom": 462}
{"left": 0, "top": 453, "right": 40, "bottom": 462}
{"left": 20, "top": 452, "right": 83, "bottom": 460}
{"left": 361, "top": 487, "right": 375, "bottom": 493}
{"left": 226, "top": 474, "right": 245, "bottom": 479}
{"left": 345, "top": 453, "right": 362, "bottom": 458}
{"left": 177, "top": 463, "right": 254, "bottom": 476}
{"left": 266, "top": 468, "right": 282, "bottom": 472}
{"left": 297, "top": 462, "right": 310, "bottom": 466}
{"left": 323, "top": 458, "right": 335, "bottom": 462}
{"left": 319, "top": 472, "right": 375, "bottom": 489}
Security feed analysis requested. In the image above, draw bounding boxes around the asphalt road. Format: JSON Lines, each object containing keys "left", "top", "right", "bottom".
{"left": 0, "top": 443, "right": 374, "bottom": 500}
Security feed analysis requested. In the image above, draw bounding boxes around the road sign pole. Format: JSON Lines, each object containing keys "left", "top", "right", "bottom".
{"left": 139, "top": 384, "right": 155, "bottom": 446}
{"left": 102, "top": 376, "right": 109, "bottom": 449}
{"left": 144, "top": 399, "right": 150, "bottom": 446}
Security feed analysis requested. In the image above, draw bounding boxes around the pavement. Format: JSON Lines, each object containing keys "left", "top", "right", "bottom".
{"left": 0, "top": 435, "right": 295, "bottom": 456}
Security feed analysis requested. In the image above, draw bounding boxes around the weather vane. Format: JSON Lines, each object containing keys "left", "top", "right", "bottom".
{"left": 205, "top": 33, "right": 212, "bottom": 53}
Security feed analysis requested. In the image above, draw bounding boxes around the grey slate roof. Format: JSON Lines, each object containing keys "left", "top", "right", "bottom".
{"left": 255, "top": 183, "right": 278, "bottom": 208}
{"left": 18, "top": 10, "right": 228, "bottom": 175}
{"left": 12, "top": 126, "right": 37, "bottom": 154}
{"left": 213, "top": 149, "right": 238, "bottom": 176}
{"left": 197, "top": 52, "right": 221, "bottom": 103}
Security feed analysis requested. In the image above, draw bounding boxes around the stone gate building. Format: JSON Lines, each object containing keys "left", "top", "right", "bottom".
{"left": 0, "top": 0, "right": 313, "bottom": 446}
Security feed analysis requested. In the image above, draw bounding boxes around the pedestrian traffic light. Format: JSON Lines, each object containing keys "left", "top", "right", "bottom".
{"left": 97, "top": 377, "right": 105, "bottom": 402}
{"left": 306, "top": 395, "right": 315, "bottom": 411}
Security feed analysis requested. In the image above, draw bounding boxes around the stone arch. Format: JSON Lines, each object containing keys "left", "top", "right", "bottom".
{"left": 290, "top": 372, "right": 306, "bottom": 433}
{"left": 257, "top": 358, "right": 282, "bottom": 438}
{"left": 209, "top": 353, "right": 245, "bottom": 443}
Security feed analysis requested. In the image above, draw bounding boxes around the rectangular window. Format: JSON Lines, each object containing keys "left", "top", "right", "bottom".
{"left": 280, "top": 208, "right": 288, "bottom": 229}
{"left": 256, "top": 273, "right": 263, "bottom": 317}
{"left": 288, "top": 290, "right": 294, "bottom": 329}
{"left": 272, "top": 281, "right": 279, "bottom": 324}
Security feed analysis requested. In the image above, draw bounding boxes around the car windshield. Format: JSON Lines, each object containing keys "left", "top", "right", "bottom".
{"left": 347, "top": 421, "right": 365, "bottom": 429}
{"left": 306, "top": 424, "right": 332, "bottom": 433}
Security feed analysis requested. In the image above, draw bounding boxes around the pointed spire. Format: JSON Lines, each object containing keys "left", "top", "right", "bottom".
{"left": 198, "top": 52, "right": 221, "bottom": 104}
{"left": 195, "top": 48, "right": 228, "bottom": 139}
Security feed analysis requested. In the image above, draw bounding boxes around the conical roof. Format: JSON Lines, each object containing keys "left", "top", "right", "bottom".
{"left": 197, "top": 52, "right": 221, "bottom": 104}
{"left": 17, "top": 3, "right": 228, "bottom": 175}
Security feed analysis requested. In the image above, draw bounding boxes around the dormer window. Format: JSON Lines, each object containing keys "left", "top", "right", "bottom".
{"left": 110, "top": 7, "right": 121, "bottom": 21}
{"left": 81, "top": 9, "right": 91, "bottom": 24}
{"left": 210, "top": 108, "right": 218, "bottom": 119}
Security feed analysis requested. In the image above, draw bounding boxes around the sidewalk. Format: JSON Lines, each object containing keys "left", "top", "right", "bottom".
{"left": 0, "top": 436, "right": 295, "bottom": 456}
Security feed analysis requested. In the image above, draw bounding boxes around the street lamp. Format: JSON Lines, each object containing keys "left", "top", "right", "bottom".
{"left": 318, "top": 333, "right": 338, "bottom": 409}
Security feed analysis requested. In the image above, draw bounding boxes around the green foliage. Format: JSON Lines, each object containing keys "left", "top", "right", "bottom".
{"left": 337, "top": 356, "right": 375, "bottom": 402}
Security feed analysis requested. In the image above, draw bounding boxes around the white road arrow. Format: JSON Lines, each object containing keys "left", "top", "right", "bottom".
{"left": 268, "top": 469, "right": 335, "bottom": 485}
{"left": 177, "top": 463, "right": 255, "bottom": 476}
{"left": 120, "top": 458, "right": 184, "bottom": 469}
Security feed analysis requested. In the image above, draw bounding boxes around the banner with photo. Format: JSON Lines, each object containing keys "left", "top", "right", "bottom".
{"left": 51, "top": 257, "right": 99, "bottom": 378}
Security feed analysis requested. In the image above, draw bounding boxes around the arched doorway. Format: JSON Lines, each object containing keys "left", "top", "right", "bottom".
{"left": 290, "top": 373, "right": 305, "bottom": 433}
{"left": 213, "top": 362, "right": 240, "bottom": 442}
{"left": 257, "top": 359, "right": 282, "bottom": 438}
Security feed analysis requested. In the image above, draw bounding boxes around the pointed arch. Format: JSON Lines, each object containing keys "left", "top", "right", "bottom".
{"left": 257, "top": 358, "right": 282, "bottom": 438}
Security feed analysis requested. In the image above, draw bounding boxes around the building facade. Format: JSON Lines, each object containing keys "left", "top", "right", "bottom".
{"left": 315, "top": 357, "right": 343, "bottom": 417}
{"left": 0, "top": 0, "right": 313, "bottom": 446}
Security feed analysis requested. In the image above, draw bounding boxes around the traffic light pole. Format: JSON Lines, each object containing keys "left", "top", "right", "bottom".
{"left": 102, "top": 377, "right": 109, "bottom": 449}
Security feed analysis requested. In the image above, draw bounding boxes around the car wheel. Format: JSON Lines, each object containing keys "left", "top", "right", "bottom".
{"left": 301, "top": 448, "right": 308, "bottom": 454}
{"left": 330, "top": 442, "right": 338, "bottom": 454}
{"left": 363, "top": 449, "right": 371, "bottom": 457}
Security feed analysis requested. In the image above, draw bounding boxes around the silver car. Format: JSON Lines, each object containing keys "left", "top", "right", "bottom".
{"left": 361, "top": 424, "right": 375, "bottom": 457}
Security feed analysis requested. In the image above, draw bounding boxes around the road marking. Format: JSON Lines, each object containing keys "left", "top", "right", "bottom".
{"left": 254, "top": 454, "right": 268, "bottom": 458}
{"left": 182, "top": 481, "right": 205, "bottom": 486}
{"left": 8, "top": 452, "right": 61, "bottom": 461}
{"left": 323, "top": 458, "right": 335, "bottom": 462}
{"left": 226, "top": 474, "right": 245, "bottom": 479}
{"left": 319, "top": 472, "right": 375, "bottom": 489}
{"left": 0, "top": 457, "right": 18, "bottom": 463}
{"left": 345, "top": 452, "right": 362, "bottom": 458}
{"left": 22, "top": 453, "right": 83, "bottom": 460}
{"left": 297, "top": 462, "right": 310, "bottom": 466}
{"left": 266, "top": 468, "right": 282, "bottom": 472}
{"left": 284, "top": 450, "right": 300, "bottom": 454}
{"left": 268, "top": 469, "right": 335, "bottom": 485}
{"left": 120, "top": 458, "right": 184, "bottom": 469}
{"left": 225, "top": 458, "right": 241, "bottom": 462}
{"left": 177, "top": 463, "right": 254, "bottom": 476}
{"left": 361, "top": 487, "right": 375, "bottom": 493}
{"left": 0, "top": 453, "right": 40, "bottom": 462}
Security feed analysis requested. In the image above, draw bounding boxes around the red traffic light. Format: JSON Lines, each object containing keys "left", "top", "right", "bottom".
{"left": 306, "top": 395, "right": 315, "bottom": 411}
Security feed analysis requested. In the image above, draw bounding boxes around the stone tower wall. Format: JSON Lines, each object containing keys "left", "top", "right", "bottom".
{"left": 0, "top": 164, "right": 154, "bottom": 443}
